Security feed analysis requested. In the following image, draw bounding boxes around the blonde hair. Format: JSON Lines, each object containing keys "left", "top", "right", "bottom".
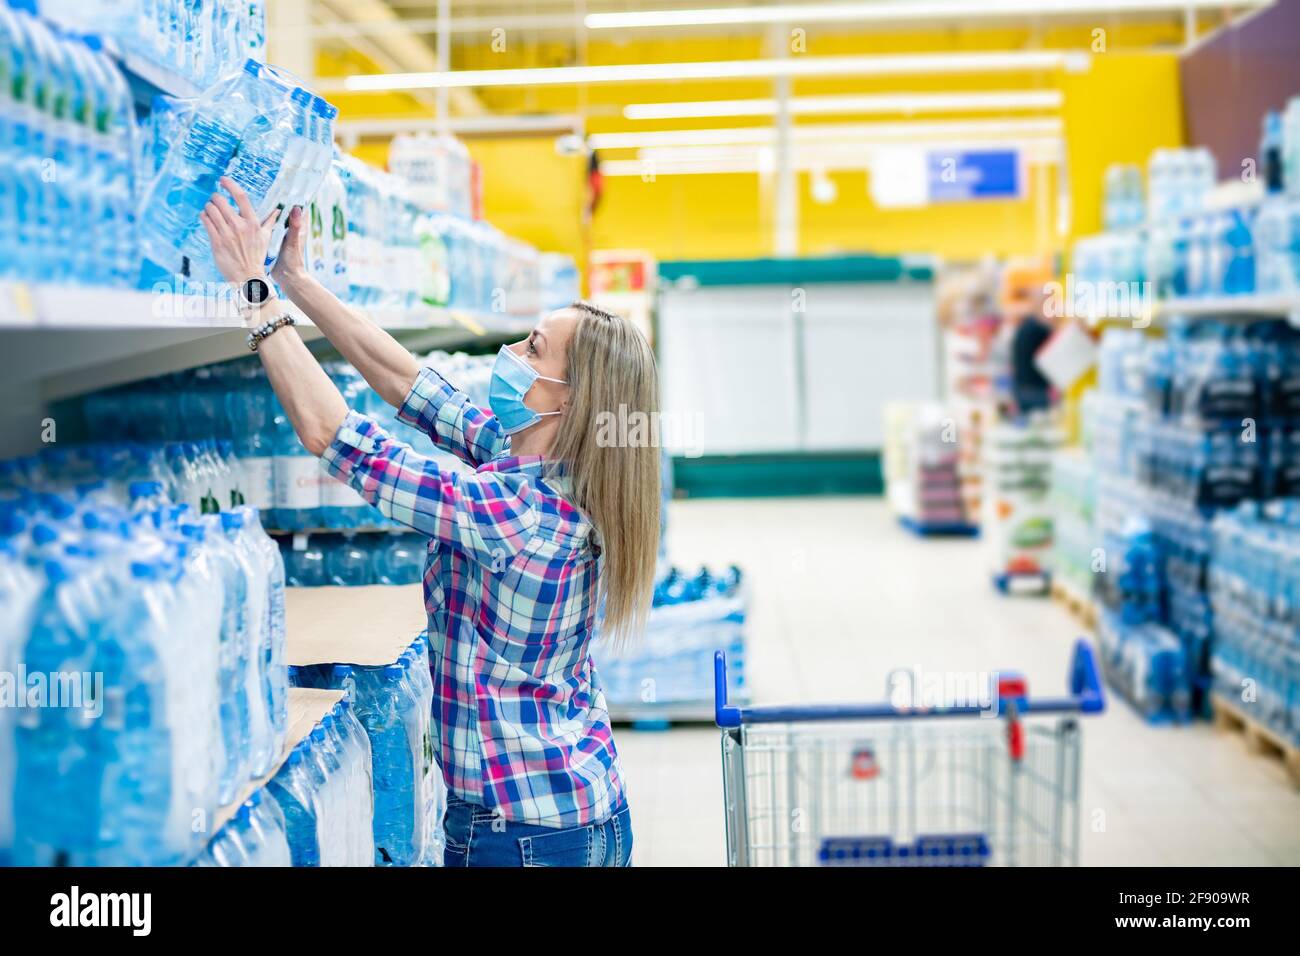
{"left": 549, "top": 301, "right": 661, "bottom": 650}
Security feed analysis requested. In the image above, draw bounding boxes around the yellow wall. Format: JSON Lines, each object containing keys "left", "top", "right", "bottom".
{"left": 320, "top": 23, "right": 1192, "bottom": 265}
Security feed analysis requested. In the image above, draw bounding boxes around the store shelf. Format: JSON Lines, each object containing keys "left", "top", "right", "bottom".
{"left": 0, "top": 281, "right": 536, "bottom": 334}
{"left": 1155, "top": 294, "right": 1300, "bottom": 320}
{"left": 0, "top": 282, "right": 537, "bottom": 404}
{"left": 285, "top": 584, "right": 427, "bottom": 668}
{"left": 209, "top": 686, "right": 345, "bottom": 836}
{"left": 269, "top": 526, "right": 403, "bottom": 536}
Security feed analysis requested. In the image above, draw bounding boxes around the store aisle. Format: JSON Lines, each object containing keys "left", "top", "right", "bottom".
{"left": 615, "top": 497, "right": 1300, "bottom": 867}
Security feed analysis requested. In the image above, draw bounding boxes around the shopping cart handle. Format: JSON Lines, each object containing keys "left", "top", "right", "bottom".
{"left": 1068, "top": 638, "right": 1106, "bottom": 714}
{"left": 714, "top": 638, "right": 1105, "bottom": 728}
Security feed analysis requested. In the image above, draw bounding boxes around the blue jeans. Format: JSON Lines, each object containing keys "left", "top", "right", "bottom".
{"left": 442, "top": 794, "right": 633, "bottom": 867}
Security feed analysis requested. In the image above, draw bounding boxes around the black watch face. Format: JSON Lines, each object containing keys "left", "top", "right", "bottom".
{"left": 244, "top": 278, "right": 270, "bottom": 305}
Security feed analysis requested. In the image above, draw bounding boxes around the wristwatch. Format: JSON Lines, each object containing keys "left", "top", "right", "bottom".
{"left": 236, "top": 275, "right": 273, "bottom": 316}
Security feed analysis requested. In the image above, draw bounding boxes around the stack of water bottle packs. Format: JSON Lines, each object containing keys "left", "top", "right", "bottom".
{"left": 1093, "top": 492, "right": 1195, "bottom": 724}
{"left": 1048, "top": 448, "right": 1096, "bottom": 604}
{"left": 74, "top": 348, "right": 497, "bottom": 534}
{"left": 1208, "top": 502, "right": 1300, "bottom": 747}
{"left": 1087, "top": 321, "right": 1300, "bottom": 723}
{"left": 0, "top": 481, "right": 288, "bottom": 866}
{"left": 137, "top": 57, "right": 338, "bottom": 285}
{"left": 196, "top": 694, "right": 377, "bottom": 867}
{"left": 280, "top": 532, "right": 427, "bottom": 588}
{"left": 291, "top": 636, "right": 444, "bottom": 866}
{"left": 1075, "top": 95, "right": 1300, "bottom": 309}
{"left": 45, "top": 0, "right": 267, "bottom": 90}
{"left": 0, "top": 6, "right": 139, "bottom": 287}
{"left": 595, "top": 565, "right": 747, "bottom": 710}
{"left": 882, "top": 401, "right": 973, "bottom": 530}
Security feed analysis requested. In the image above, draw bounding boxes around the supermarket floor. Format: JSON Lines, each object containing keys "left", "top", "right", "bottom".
{"left": 615, "top": 496, "right": 1300, "bottom": 867}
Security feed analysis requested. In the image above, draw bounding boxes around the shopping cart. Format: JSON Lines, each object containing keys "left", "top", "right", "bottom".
{"left": 714, "top": 640, "right": 1105, "bottom": 867}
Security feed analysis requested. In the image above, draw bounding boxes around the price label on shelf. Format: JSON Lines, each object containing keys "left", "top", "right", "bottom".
{"left": 0, "top": 282, "right": 38, "bottom": 326}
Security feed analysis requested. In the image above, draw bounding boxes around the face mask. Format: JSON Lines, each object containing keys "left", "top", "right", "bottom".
{"left": 488, "top": 344, "right": 568, "bottom": 436}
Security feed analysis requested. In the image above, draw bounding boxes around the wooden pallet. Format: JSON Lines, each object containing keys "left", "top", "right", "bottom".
{"left": 1050, "top": 579, "right": 1097, "bottom": 630}
{"left": 1211, "top": 693, "right": 1300, "bottom": 787}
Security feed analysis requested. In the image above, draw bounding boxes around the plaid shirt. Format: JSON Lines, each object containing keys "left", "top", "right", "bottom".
{"left": 321, "top": 367, "right": 625, "bottom": 828}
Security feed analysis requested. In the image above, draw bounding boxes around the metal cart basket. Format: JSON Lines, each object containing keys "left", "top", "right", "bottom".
{"left": 714, "top": 640, "right": 1105, "bottom": 867}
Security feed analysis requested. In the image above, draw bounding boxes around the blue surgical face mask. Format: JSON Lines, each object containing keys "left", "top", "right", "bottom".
{"left": 488, "top": 344, "right": 568, "bottom": 436}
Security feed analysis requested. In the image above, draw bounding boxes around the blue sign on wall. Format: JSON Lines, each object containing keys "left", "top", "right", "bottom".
{"left": 927, "top": 150, "right": 1022, "bottom": 202}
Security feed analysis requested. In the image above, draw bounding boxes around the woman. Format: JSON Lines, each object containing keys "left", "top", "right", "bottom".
{"left": 201, "top": 177, "right": 659, "bottom": 867}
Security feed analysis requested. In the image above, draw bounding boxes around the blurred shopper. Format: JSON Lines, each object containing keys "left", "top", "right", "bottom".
{"left": 998, "top": 261, "right": 1056, "bottom": 418}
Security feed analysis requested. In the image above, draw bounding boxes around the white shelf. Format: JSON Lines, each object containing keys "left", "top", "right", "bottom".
{"left": 0, "top": 282, "right": 539, "bottom": 418}
{"left": 1075, "top": 293, "right": 1300, "bottom": 328}
{"left": 1, "top": 282, "right": 538, "bottom": 335}
{"left": 1155, "top": 294, "right": 1300, "bottom": 320}
{"left": 114, "top": 47, "right": 201, "bottom": 102}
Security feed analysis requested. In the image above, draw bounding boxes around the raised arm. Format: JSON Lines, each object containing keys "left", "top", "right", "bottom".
{"left": 201, "top": 178, "right": 348, "bottom": 456}
{"left": 271, "top": 215, "right": 421, "bottom": 410}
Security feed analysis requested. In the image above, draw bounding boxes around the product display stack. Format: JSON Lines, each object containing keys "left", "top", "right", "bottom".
{"left": 1086, "top": 321, "right": 1300, "bottom": 731}
{"left": 1049, "top": 446, "right": 1098, "bottom": 626}
{"left": 983, "top": 418, "right": 1061, "bottom": 593}
{"left": 883, "top": 401, "right": 978, "bottom": 536}
{"left": 937, "top": 263, "right": 1004, "bottom": 526}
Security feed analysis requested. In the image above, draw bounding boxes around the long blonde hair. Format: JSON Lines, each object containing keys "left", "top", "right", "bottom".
{"left": 549, "top": 301, "right": 661, "bottom": 650}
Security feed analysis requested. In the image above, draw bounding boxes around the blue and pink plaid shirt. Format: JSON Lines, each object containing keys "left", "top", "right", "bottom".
{"left": 321, "top": 367, "right": 626, "bottom": 828}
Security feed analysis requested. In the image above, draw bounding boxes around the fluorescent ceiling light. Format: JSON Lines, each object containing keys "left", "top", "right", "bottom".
{"left": 623, "top": 90, "right": 1063, "bottom": 120}
{"left": 341, "top": 50, "right": 1087, "bottom": 92}
{"left": 599, "top": 140, "right": 1062, "bottom": 176}
{"left": 585, "top": 0, "right": 1266, "bottom": 30}
{"left": 631, "top": 138, "right": 1062, "bottom": 164}
{"left": 588, "top": 117, "right": 1063, "bottom": 150}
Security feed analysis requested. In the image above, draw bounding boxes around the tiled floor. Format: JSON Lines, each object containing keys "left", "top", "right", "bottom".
{"left": 615, "top": 496, "right": 1300, "bottom": 867}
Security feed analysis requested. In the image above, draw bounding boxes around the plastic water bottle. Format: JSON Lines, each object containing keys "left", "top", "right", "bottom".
{"left": 171, "top": 526, "right": 225, "bottom": 852}
{"left": 0, "top": 539, "right": 39, "bottom": 866}
{"left": 1284, "top": 97, "right": 1300, "bottom": 198}
{"left": 319, "top": 370, "right": 371, "bottom": 530}
{"left": 271, "top": 405, "right": 322, "bottom": 532}
{"left": 303, "top": 723, "right": 348, "bottom": 865}
{"left": 236, "top": 510, "right": 284, "bottom": 770}
{"left": 334, "top": 699, "right": 376, "bottom": 865}
{"left": 200, "top": 513, "right": 252, "bottom": 802}
{"left": 128, "top": 479, "right": 171, "bottom": 514}
{"left": 107, "top": 556, "right": 196, "bottom": 866}
{"left": 373, "top": 532, "right": 424, "bottom": 585}
{"left": 242, "top": 789, "right": 292, "bottom": 866}
{"left": 221, "top": 510, "right": 274, "bottom": 777}
{"left": 266, "top": 743, "right": 322, "bottom": 865}
{"left": 228, "top": 369, "right": 277, "bottom": 524}
{"left": 326, "top": 532, "right": 372, "bottom": 585}
{"left": 361, "top": 662, "right": 416, "bottom": 865}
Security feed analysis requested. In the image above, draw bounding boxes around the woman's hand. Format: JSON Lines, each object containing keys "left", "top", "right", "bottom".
{"left": 270, "top": 205, "right": 311, "bottom": 296}
{"left": 199, "top": 176, "right": 280, "bottom": 287}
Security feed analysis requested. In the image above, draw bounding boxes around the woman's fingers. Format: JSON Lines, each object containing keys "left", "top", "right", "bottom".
{"left": 283, "top": 206, "right": 302, "bottom": 244}
{"left": 208, "top": 195, "right": 240, "bottom": 232}
{"left": 201, "top": 203, "right": 227, "bottom": 239}
{"left": 261, "top": 203, "right": 284, "bottom": 230}
{"left": 199, "top": 208, "right": 225, "bottom": 245}
{"left": 220, "top": 175, "right": 257, "bottom": 221}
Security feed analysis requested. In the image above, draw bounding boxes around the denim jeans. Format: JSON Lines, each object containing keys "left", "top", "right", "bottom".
{"left": 442, "top": 794, "right": 633, "bottom": 867}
